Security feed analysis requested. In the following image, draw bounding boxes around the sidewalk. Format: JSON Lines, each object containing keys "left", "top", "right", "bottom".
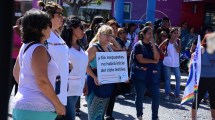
{"left": 8, "top": 72, "right": 211, "bottom": 120}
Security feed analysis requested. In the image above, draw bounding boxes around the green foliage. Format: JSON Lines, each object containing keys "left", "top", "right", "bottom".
{"left": 95, "top": 0, "right": 103, "bottom": 5}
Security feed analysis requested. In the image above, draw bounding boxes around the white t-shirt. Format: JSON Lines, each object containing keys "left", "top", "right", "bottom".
{"left": 47, "top": 31, "right": 69, "bottom": 105}
{"left": 127, "top": 33, "right": 136, "bottom": 48}
{"left": 14, "top": 43, "right": 59, "bottom": 112}
{"left": 163, "top": 43, "right": 180, "bottom": 67}
{"left": 67, "top": 47, "right": 88, "bottom": 96}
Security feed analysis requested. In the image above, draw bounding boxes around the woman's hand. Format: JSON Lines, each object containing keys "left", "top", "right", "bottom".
{"left": 152, "top": 60, "right": 159, "bottom": 64}
{"left": 54, "top": 102, "right": 66, "bottom": 116}
{"left": 69, "top": 63, "right": 73, "bottom": 70}
{"left": 125, "top": 79, "right": 130, "bottom": 83}
{"left": 93, "top": 77, "right": 99, "bottom": 86}
{"left": 150, "top": 37, "right": 155, "bottom": 43}
{"left": 83, "top": 82, "right": 88, "bottom": 96}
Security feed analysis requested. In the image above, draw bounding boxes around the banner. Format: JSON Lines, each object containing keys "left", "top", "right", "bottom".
{"left": 96, "top": 52, "right": 128, "bottom": 84}
{"left": 181, "top": 35, "right": 201, "bottom": 105}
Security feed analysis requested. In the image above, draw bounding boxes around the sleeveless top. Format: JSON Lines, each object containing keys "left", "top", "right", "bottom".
{"left": 14, "top": 43, "right": 60, "bottom": 112}
{"left": 163, "top": 42, "right": 180, "bottom": 67}
{"left": 89, "top": 44, "right": 113, "bottom": 69}
{"left": 67, "top": 47, "right": 88, "bottom": 96}
{"left": 201, "top": 51, "right": 215, "bottom": 77}
{"left": 46, "top": 31, "right": 69, "bottom": 105}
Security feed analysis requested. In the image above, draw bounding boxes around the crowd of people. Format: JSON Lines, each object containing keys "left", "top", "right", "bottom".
{"left": 9, "top": 1, "right": 215, "bottom": 120}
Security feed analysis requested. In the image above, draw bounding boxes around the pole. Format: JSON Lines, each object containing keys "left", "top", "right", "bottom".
{"left": 114, "top": 0, "right": 124, "bottom": 26}
{"left": 195, "top": 92, "right": 198, "bottom": 119}
{"left": 146, "top": 0, "right": 156, "bottom": 23}
{"left": 0, "top": 0, "right": 14, "bottom": 119}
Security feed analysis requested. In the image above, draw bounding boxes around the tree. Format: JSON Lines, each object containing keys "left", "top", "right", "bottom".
{"left": 62, "top": 0, "right": 103, "bottom": 16}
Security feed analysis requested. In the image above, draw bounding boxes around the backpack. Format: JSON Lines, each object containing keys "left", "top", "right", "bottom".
{"left": 129, "top": 41, "right": 147, "bottom": 69}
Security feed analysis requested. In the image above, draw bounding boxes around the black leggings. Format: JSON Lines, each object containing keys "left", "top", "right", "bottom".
{"left": 192, "top": 77, "right": 215, "bottom": 109}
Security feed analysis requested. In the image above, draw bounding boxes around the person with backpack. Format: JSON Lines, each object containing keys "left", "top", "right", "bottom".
{"left": 159, "top": 28, "right": 182, "bottom": 101}
{"left": 130, "top": 26, "right": 160, "bottom": 120}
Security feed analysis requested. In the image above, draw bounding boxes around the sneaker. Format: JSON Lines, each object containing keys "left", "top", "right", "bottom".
{"left": 83, "top": 102, "right": 87, "bottom": 107}
{"left": 164, "top": 96, "right": 170, "bottom": 100}
{"left": 75, "top": 108, "right": 81, "bottom": 116}
{"left": 174, "top": 97, "right": 181, "bottom": 102}
{"left": 203, "top": 98, "right": 209, "bottom": 103}
{"left": 105, "top": 116, "right": 115, "bottom": 120}
{"left": 117, "top": 95, "right": 125, "bottom": 99}
{"left": 169, "top": 92, "right": 175, "bottom": 97}
{"left": 137, "top": 116, "right": 142, "bottom": 120}
{"left": 75, "top": 111, "right": 81, "bottom": 116}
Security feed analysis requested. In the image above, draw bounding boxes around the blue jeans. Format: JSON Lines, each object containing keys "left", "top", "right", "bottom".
{"left": 157, "top": 60, "right": 165, "bottom": 82}
{"left": 66, "top": 96, "right": 79, "bottom": 120}
{"left": 132, "top": 71, "right": 160, "bottom": 120}
{"left": 163, "top": 65, "right": 181, "bottom": 97}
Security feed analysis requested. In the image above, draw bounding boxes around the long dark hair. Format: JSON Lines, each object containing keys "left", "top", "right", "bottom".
{"left": 141, "top": 26, "right": 152, "bottom": 40}
{"left": 168, "top": 27, "right": 178, "bottom": 39}
{"left": 89, "top": 16, "right": 104, "bottom": 30}
{"left": 60, "top": 16, "right": 83, "bottom": 48}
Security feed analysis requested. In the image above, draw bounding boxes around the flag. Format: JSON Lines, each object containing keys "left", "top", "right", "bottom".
{"left": 181, "top": 35, "right": 201, "bottom": 105}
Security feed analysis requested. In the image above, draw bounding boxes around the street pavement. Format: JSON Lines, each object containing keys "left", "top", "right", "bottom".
{"left": 8, "top": 73, "right": 211, "bottom": 120}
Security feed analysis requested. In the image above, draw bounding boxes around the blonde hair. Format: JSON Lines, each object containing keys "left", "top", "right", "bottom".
{"left": 90, "top": 25, "right": 113, "bottom": 45}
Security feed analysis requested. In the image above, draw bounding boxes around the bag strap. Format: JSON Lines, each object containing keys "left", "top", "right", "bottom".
{"left": 24, "top": 41, "right": 38, "bottom": 54}
{"left": 93, "top": 43, "right": 112, "bottom": 52}
{"left": 139, "top": 40, "right": 147, "bottom": 52}
{"left": 131, "top": 40, "right": 147, "bottom": 67}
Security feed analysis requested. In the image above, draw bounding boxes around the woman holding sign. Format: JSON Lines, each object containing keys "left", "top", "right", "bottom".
{"left": 130, "top": 26, "right": 160, "bottom": 120}
{"left": 86, "top": 25, "right": 116, "bottom": 120}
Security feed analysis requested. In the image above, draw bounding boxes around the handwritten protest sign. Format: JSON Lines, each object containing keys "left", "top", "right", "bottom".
{"left": 96, "top": 52, "right": 128, "bottom": 84}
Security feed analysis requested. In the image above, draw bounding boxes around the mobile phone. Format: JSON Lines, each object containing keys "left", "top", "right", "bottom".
{"left": 55, "top": 75, "right": 61, "bottom": 95}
